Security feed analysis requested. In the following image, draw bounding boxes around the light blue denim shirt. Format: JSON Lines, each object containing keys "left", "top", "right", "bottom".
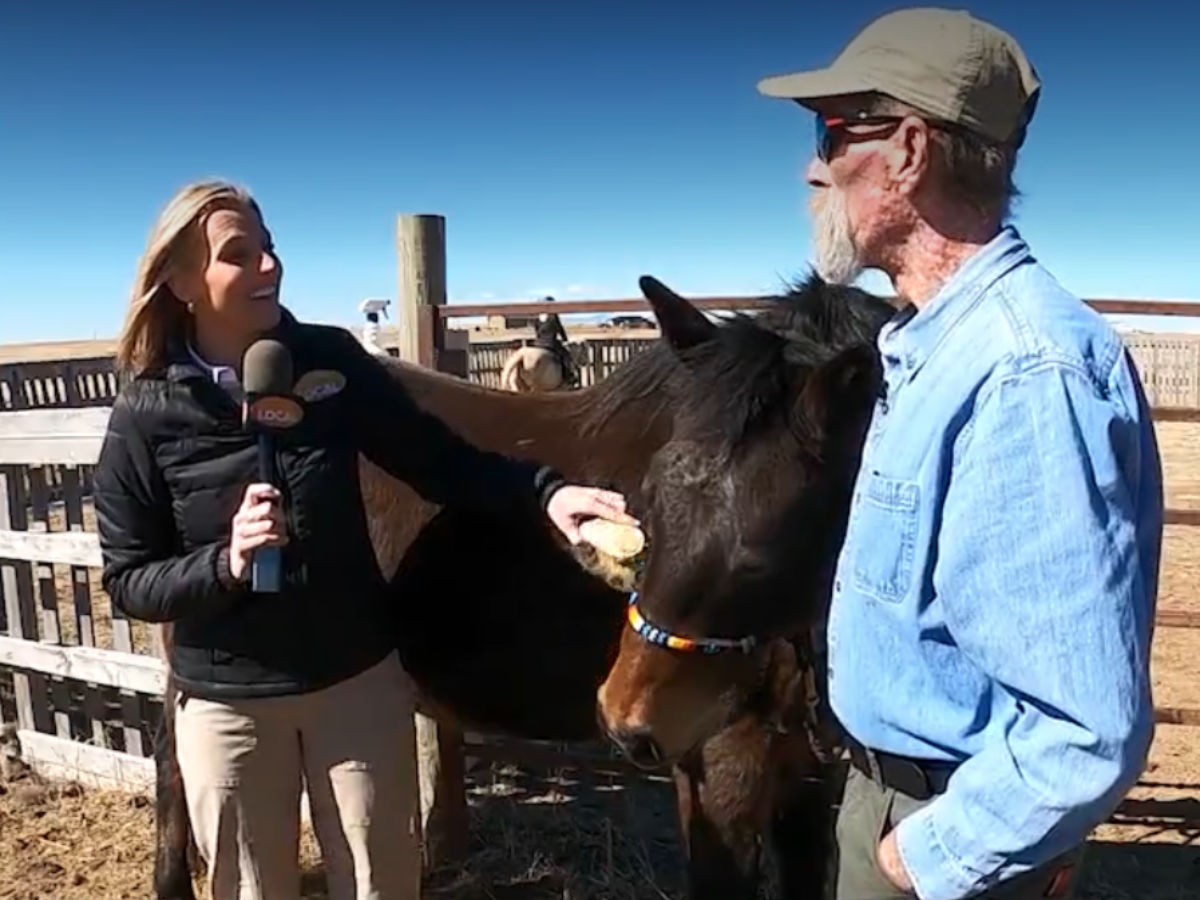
{"left": 826, "top": 226, "right": 1163, "bottom": 900}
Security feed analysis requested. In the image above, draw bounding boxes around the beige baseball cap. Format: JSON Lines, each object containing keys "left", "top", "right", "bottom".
{"left": 757, "top": 7, "right": 1041, "bottom": 145}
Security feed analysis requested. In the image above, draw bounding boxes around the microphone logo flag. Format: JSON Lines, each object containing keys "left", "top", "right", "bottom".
{"left": 293, "top": 369, "right": 347, "bottom": 402}
{"left": 245, "top": 395, "right": 304, "bottom": 429}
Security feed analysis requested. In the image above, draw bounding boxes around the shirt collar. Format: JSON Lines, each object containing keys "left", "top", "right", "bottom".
{"left": 185, "top": 341, "right": 242, "bottom": 397}
{"left": 163, "top": 307, "right": 301, "bottom": 381}
{"left": 878, "top": 225, "right": 1033, "bottom": 380}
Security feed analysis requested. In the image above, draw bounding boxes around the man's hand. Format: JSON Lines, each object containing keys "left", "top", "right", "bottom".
{"left": 545, "top": 485, "right": 638, "bottom": 544}
{"left": 877, "top": 830, "right": 915, "bottom": 893}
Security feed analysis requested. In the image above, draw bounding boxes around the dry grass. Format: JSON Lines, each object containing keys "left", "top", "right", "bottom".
{"left": 0, "top": 771, "right": 157, "bottom": 900}
{"left": 420, "top": 764, "right": 685, "bottom": 900}
{"left": 0, "top": 760, "right": 687, "bottom": 900}
{"left": 2, "top": 754, "right": 1196, "bottom": 900}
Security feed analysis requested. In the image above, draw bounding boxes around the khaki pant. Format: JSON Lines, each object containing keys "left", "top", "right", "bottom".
{"left": 834, "top": 764, "right": 1084, "bottom": 900}
{"left": 174, "top": 652, "right": 422, "bottom": 900}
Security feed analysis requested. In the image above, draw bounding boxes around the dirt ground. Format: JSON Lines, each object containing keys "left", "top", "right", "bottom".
{"left": 0, "top": 758, "right": 688, "bottom": 900}
{"left": 0, "top": 424, "right": 1198, "bottom": 899}
{"left": 1, "top": 748, "right": 1196, "bottom": 900}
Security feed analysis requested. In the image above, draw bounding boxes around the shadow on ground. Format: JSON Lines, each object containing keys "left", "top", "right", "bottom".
{"left": 1080, "top": 794, "right": 1200, "bottom": 900}
{"left": 300, "top": 755, "right": 686, "bottom": 900}
{"left": 294, "top": 759, "right": 1200, "bottom": 900}
{"left": 1080, "top": 841, "right": 1200, "bottom": 900}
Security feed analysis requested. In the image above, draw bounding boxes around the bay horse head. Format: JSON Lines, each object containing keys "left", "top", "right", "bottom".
{"left": 596, "top": 273, "right": 894, "bottom": 768}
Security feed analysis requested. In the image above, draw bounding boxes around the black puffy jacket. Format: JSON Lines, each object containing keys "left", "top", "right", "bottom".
{"left": 93, "top": 310, "right": 564, "bottom": 700}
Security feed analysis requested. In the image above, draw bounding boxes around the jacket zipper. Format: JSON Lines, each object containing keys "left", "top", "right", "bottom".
{"left": 274, "top": 445, "right": 298, "bottom": 584}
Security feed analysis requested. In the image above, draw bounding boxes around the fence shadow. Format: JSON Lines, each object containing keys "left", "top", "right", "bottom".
{"left": 294, "top": 756, "right": 1200, "bottom": 900}
{"left": 1111, "top": 795, "right": 1200, "bottom": 829}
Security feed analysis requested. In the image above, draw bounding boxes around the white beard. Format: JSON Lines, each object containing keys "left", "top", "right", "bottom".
{"left": 810, "top": 189, "right": 863, "bottom": 285}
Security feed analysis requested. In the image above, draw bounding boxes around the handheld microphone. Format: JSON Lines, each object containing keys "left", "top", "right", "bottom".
{"left": 242, "top": 338, "right": 302, "bottom": 593}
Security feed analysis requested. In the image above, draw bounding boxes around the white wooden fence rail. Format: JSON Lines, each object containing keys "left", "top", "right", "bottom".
{"left": 0, "top": 404, "right": 162, "bottom": 790}
{"left": 12, "top": 728, "right": 157, "bottom": 790}
{"left": 0, "top": 635, "right": 165, "bottom": 695}
{"left": 0, "top": 407, "right": 110, "bottom": 465}
{"left": 0, "top": 405, "right": 451, "bottom": 804}
{"left": 0, "top": 528, "right": 102, "bottom": 567}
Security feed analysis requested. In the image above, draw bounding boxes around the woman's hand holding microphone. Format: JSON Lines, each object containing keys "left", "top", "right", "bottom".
{"left": 228, "top": 484, "right": 288, "bottom": 583}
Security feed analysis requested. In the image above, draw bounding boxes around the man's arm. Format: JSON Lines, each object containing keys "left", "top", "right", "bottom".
{"left": 893, "top": 359, "right": 1159, "bottom": 900}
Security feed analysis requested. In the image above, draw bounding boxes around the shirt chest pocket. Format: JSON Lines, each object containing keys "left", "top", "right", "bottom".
{"left": 851, "top": 471, "right": 920, "bottom": 603}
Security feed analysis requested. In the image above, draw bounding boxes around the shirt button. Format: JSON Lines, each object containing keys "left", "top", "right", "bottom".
{"left": 834, "top": 579, "right": 843, "bottom": 593}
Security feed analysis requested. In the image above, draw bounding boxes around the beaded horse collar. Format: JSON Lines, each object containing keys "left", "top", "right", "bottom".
{"left": 626, "top": 592, "right": 757, "bottom": 655}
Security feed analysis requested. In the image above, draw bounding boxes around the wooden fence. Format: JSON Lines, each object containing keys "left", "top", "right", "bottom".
{"left": 11, "top": 329, "right": 1200, "bottom": 416}
{"left": 2, "top": 312, "right": 1200, "bottom": 796}
{"left": 0, "top": 404, "right": 160, "bottom": 789}
{"left": 1120, "top": 332, "right": 1200, "bottom": 409}
{"left": 0, "top": 317, "right": 721, "bottom": 797}
{"left": 2, "top": 294, "right": 1200, "bottom": 801}
{"left": 467, "top": 336, "right": 657, "bottom": 388}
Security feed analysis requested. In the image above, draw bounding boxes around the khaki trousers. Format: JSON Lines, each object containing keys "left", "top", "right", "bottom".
{"left": 834, "top": 765, "right": 1084, "bottom": 900}
{"left": 174, "top": 652, "right": 422, "bottom": 900}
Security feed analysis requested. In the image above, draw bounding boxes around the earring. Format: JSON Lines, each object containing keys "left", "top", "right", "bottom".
{"left": 186, "top": 300, "right": 195, "bottom": 314}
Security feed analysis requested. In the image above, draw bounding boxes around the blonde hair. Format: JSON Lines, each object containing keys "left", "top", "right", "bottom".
{"left": 116, "top": 179, "right": 260, "bottom": 374}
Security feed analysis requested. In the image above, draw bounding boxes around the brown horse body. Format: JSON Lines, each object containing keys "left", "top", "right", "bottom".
{"left": 153, "top": 275, "right": 893, "bottom": 900}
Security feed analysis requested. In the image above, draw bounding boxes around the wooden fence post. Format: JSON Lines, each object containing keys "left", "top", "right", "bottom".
{"left": 397, "top": 214, "right": 447, "bottom": 367}
{"left": 395, "top": 213, "right": 469, "bottom": 868}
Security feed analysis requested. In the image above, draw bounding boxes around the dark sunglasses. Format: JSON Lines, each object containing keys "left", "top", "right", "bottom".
{"left": 815, "top": 113, "right": 907, "bottom": 163}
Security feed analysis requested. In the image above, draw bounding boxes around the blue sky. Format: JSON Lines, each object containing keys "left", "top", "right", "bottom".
{"left": 1, "top": 0, "right": 1197, "bottom": 343}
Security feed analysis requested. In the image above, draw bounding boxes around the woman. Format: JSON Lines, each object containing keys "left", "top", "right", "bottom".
{"left": 92, "top": 180, "right": 634, "bottom": 900}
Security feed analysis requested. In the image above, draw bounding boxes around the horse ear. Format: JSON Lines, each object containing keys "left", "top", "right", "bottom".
{"left": 639, "top": 275, "right": 717, "bottom": 353}
{"left": 794, "top": 344, "right": 881, "bottom": 444}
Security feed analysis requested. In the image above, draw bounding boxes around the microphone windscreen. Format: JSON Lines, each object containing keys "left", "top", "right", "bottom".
{"left": 243, "top": 339, "right": 293, "bottom": 396}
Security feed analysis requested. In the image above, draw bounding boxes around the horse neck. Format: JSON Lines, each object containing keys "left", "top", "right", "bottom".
{"left": 392, "top": 361, "right": 669, "bottom": 496}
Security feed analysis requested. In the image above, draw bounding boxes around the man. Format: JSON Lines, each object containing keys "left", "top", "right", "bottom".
{"left": 757, "top": 8, "right": 1163, "bottom": 900}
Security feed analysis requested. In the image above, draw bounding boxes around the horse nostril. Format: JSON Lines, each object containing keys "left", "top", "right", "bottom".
{"left": 615, "top": 726, "right": 664, "bottom": 769}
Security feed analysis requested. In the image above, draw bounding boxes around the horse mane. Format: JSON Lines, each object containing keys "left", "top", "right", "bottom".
{"left": 758, "top": 272, "right": 897, "bottom": 348}
{"left": 575, "top": 273, "right": 895, "bottom": 451}
{"left": 573, "top": 339, "right": 680, "bottom": 437}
